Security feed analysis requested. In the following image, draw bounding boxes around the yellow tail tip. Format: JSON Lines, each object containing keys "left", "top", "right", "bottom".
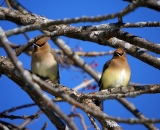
{"left": 54, "top": 97, "right": 62, "bottom": 101}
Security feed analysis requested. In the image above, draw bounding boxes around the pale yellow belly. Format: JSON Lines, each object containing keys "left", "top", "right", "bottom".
{"left": 101, "top": 69, "right": 130, "bottom": 90}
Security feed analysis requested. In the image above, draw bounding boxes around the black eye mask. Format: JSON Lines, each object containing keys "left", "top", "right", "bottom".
{"left": 114, "top": 52, "right": 123, "bottom": 56}
{"left": 33, "top": 42, "right": 45, "bottom": 47}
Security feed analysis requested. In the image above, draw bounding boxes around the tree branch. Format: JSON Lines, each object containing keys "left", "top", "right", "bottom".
{"left": 0, "top": 0, "right": 143, "bottom": 26}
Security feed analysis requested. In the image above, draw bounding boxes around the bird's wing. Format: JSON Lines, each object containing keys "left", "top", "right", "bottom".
{"left": 51, "top": 50, "right": 60, "bottom": 83}
{"left": 51, "top": 50, "right": 59, "bottom": 61}
{"left": 98, "top": 60, "right": 111, "bottom": 89}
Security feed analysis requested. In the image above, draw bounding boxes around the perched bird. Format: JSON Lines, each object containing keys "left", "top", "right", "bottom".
{"left": 95, "top": 48, "right": 131, "bottom": 107}
{"left": 31, "top": 37, "right": 60, "bottom": 83}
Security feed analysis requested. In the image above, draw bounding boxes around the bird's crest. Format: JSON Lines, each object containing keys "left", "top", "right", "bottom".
{"left": 35, "top": 37, "right": 50, "bottom": 47}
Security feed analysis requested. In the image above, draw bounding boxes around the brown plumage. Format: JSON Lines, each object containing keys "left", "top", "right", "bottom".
{"left": 95, "top": 48, "right": 131, "bottom": 107}
{"left": 31, "top": 37, "right": 60, "bottom": 83}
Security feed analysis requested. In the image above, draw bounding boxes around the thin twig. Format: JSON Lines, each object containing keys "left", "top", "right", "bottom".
{"left": 0, "top": 103, "right": 36, "bottom": 115}
{"left": 41, "top": 122, "right": 48, "bottom": 130}
{"left": 69, "top": 113, "right": 87, "bottom": 130}
{"left": 87, "top": 114, "right": 100, "bottom": 130}
{"left": 73, "top": 79, "right": 95, "bottom": 91}
{"left": 117, "top": 98, "right": 157, "bottom": 130}
{"left": 19, "top": 110, "right": 42, "bottom": 129}
{"left": 0, "top": 113, "right": 39, "bottom": 120}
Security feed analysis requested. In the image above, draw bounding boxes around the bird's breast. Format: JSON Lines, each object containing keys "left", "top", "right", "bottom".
{"left": 115, "top": 69, "right": 127, "bottom": 87}
{"left": 101, "top": 68, "right": 130, "bottom": 89}
{"left": 31, "top": 52, "right": 58, "bottom": 81}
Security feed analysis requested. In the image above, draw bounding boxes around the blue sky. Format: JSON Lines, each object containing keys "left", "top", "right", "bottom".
{"left": 0, "top": 0, "right": 160, "bottom": 130}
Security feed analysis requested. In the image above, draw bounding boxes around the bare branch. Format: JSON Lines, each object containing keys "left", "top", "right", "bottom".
{"left": 0, "top": 123, "right": 10, "bottom": 130}
{"left": 84, "top": 84, "right": 160, "bottom": 100}
{"left": 0, "top": 120, "right": 27, "bottom": 130}
{"left": 69, "top": 113, "right": 87, "bottom": 130}
{"left": 0, "top": 0, "right": 143, "bottom": 26}
{"left": 121, "top": 21, "right": 160, "bottom": 28}
{"left": 65, "top": 31, "right": 160, "bottom": 70}
{"left": 55, "top": 49, "right": 114, "bottom": 57}
{"left": 8, "top": 0, "right": 29, "bottom": 13}
{"left": 124, "top": 0, "right": 160, "bottom": 12}
{"left": 102, "top": 29, "right": 160, "bottom": 54}
{"left": 4, "top": 21, "right": 160, "bottom": 39}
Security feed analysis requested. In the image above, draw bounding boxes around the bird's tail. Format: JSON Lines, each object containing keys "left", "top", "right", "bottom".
{"left": 95, "top": 100, "right": 103, "bottom": 110}
{"left": 95, "top": 100, "right": 101, "bottom": 106}
{"left": 55, "top": 96, "right": 62, "bottom": 101}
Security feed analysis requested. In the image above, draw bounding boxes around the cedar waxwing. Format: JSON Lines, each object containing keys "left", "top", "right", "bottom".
{"left": 95, "top": 48, "right": 131, "bottom": 107}
{"left": 31, "top": 37, "right": 60, "bottom": 83}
